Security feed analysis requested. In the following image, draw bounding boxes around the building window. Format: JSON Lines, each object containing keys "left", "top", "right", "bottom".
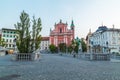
{"left": 6, "top": 39, "right": 8, "bottom": 42}
{"left": 7, "top": 35, "right": 9, "bottom": 37}
{"left": 10, "top": 35, "right": 12, "bottom": 37}
{"left": 13, "top": 45, "right": 15, "bottom": 47}
{"left": 14, "top": 35, "right": 16, "bottom": 38}
{"left": 60, "top": 28, "right": 62, "bottom": 33}
{"left": 9, "top": 44, "right": 11, "bottom": 47}
{"left": 11, "top": 31, "right": 12, "bottom": 34}
{"left": 3, "top": 31, "right": 6, "bottom": 33}
{"left": 3, "top": 34, "right": 5, "bottom": 37}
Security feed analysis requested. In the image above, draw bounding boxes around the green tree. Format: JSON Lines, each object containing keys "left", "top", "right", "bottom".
{"left": 74, "top": 37, "right": 81, "bottom": 53}
{"left": 49, "top": 44, "right": 57, "bottom": 53}
{"left": 0, "top": 38, "right": 6, "bottom": 47}
{"left": 14, "top": 11, "right": 42, "bottom": 53}
{"left": 14, "top": 11, "right": 31, "bottom": 53}
{"left": 74, "top": 42, "right": 79, "bottom": 53}
{"left": 81, "top": 38, "right": 87, "bottom": 52}
{"left": 68, "top": 45, "right": 73, "bottom": 54}
{"left": 58, "top": 43, "right": 66, "bottom": 53}
{"left": 71, "top": 40, "right": 77, "bottom": 57}
{"left": 32, "top": 16, "right": 42, "bottom": 51}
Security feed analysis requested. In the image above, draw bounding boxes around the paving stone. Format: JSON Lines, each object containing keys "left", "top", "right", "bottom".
{"left": 0, "top": 54, "right": 120, "bottom": 80}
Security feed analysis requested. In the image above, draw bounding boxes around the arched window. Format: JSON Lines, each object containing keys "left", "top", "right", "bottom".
{"left": 60, "top": 28, "right": 62, "bottom": 33}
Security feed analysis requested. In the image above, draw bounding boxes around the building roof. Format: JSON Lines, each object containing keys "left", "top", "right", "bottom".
{"left": 2, "top": 28, "right": 16, "bottom": 31}
{"left": 96, "top": 26, "right": 108, "bottom": 32}
{"left": 41, "top": 37, "right": 49, "bottom": 41}
{"left": 70, "top": 20, "right": 75, "bottom": 27}
{"left": 108, "top": 28, "right": 120, "bottom": 32}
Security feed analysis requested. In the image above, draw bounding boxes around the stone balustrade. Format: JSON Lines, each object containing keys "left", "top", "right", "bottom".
{"left": 12, "top": 52, "right": 40, "bottom": 61}
{"left": 80, "top": 53, "right": 110, "bottom": 61}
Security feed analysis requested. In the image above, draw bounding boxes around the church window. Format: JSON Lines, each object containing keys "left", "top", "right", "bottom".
{"left": 60, "top": 28, "right": 62, "bottom": 33}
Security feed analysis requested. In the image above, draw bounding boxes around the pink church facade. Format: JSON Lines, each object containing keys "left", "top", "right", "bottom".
{"left": 49, "top": 20, "right": 75, "bottom": 47}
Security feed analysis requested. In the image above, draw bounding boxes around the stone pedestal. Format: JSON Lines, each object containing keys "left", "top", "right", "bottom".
{"left": 12, "top": 52, "right": 41, "bottom": 61}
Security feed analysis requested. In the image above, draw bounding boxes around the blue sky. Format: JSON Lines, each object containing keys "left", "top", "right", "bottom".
{"left": 0, "top": 0, "right": 120, "bottom": 38}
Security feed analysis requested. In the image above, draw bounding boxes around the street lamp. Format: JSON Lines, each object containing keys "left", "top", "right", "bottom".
{"left": 106, "top": 41, "right": 109, "bottom": 53}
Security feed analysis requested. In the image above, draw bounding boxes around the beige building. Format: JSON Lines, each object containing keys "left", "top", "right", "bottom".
{"left": 40, "top": 37, "right": 49, "bottom": 51}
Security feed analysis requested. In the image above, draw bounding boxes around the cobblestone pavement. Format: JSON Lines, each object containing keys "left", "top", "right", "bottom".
{"left": 0, "top": 54, "right": 120, "bottom": 80}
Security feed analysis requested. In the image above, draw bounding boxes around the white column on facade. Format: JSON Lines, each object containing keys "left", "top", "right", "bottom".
{"left": 64, "top": 26, "right": 65, "bottom": 32}
{"left": 65, "top": 35, "right": 67, "bottom": 44}
{"left": 56, "top": 36, "right": 57, "bottom": 46}
{"left": 54, "top": 37, "right": 55, "bottom": 45}
{"left": 55, "top": 37, "right": 56, "bottom": 46}
{"left": 71, "top": 36, "right": 73, "bottom": 41}
{"left": 53, "top": 36, "right": 57, "bottom": 46}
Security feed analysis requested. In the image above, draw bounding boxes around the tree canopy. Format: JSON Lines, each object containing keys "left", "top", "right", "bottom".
{"left": 14, "top": 11, "right": 42, "bottom": 53}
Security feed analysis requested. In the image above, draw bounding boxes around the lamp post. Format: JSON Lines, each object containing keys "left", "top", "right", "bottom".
{"left": 106, "top": 41, "right": 108, "bottom": 53}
